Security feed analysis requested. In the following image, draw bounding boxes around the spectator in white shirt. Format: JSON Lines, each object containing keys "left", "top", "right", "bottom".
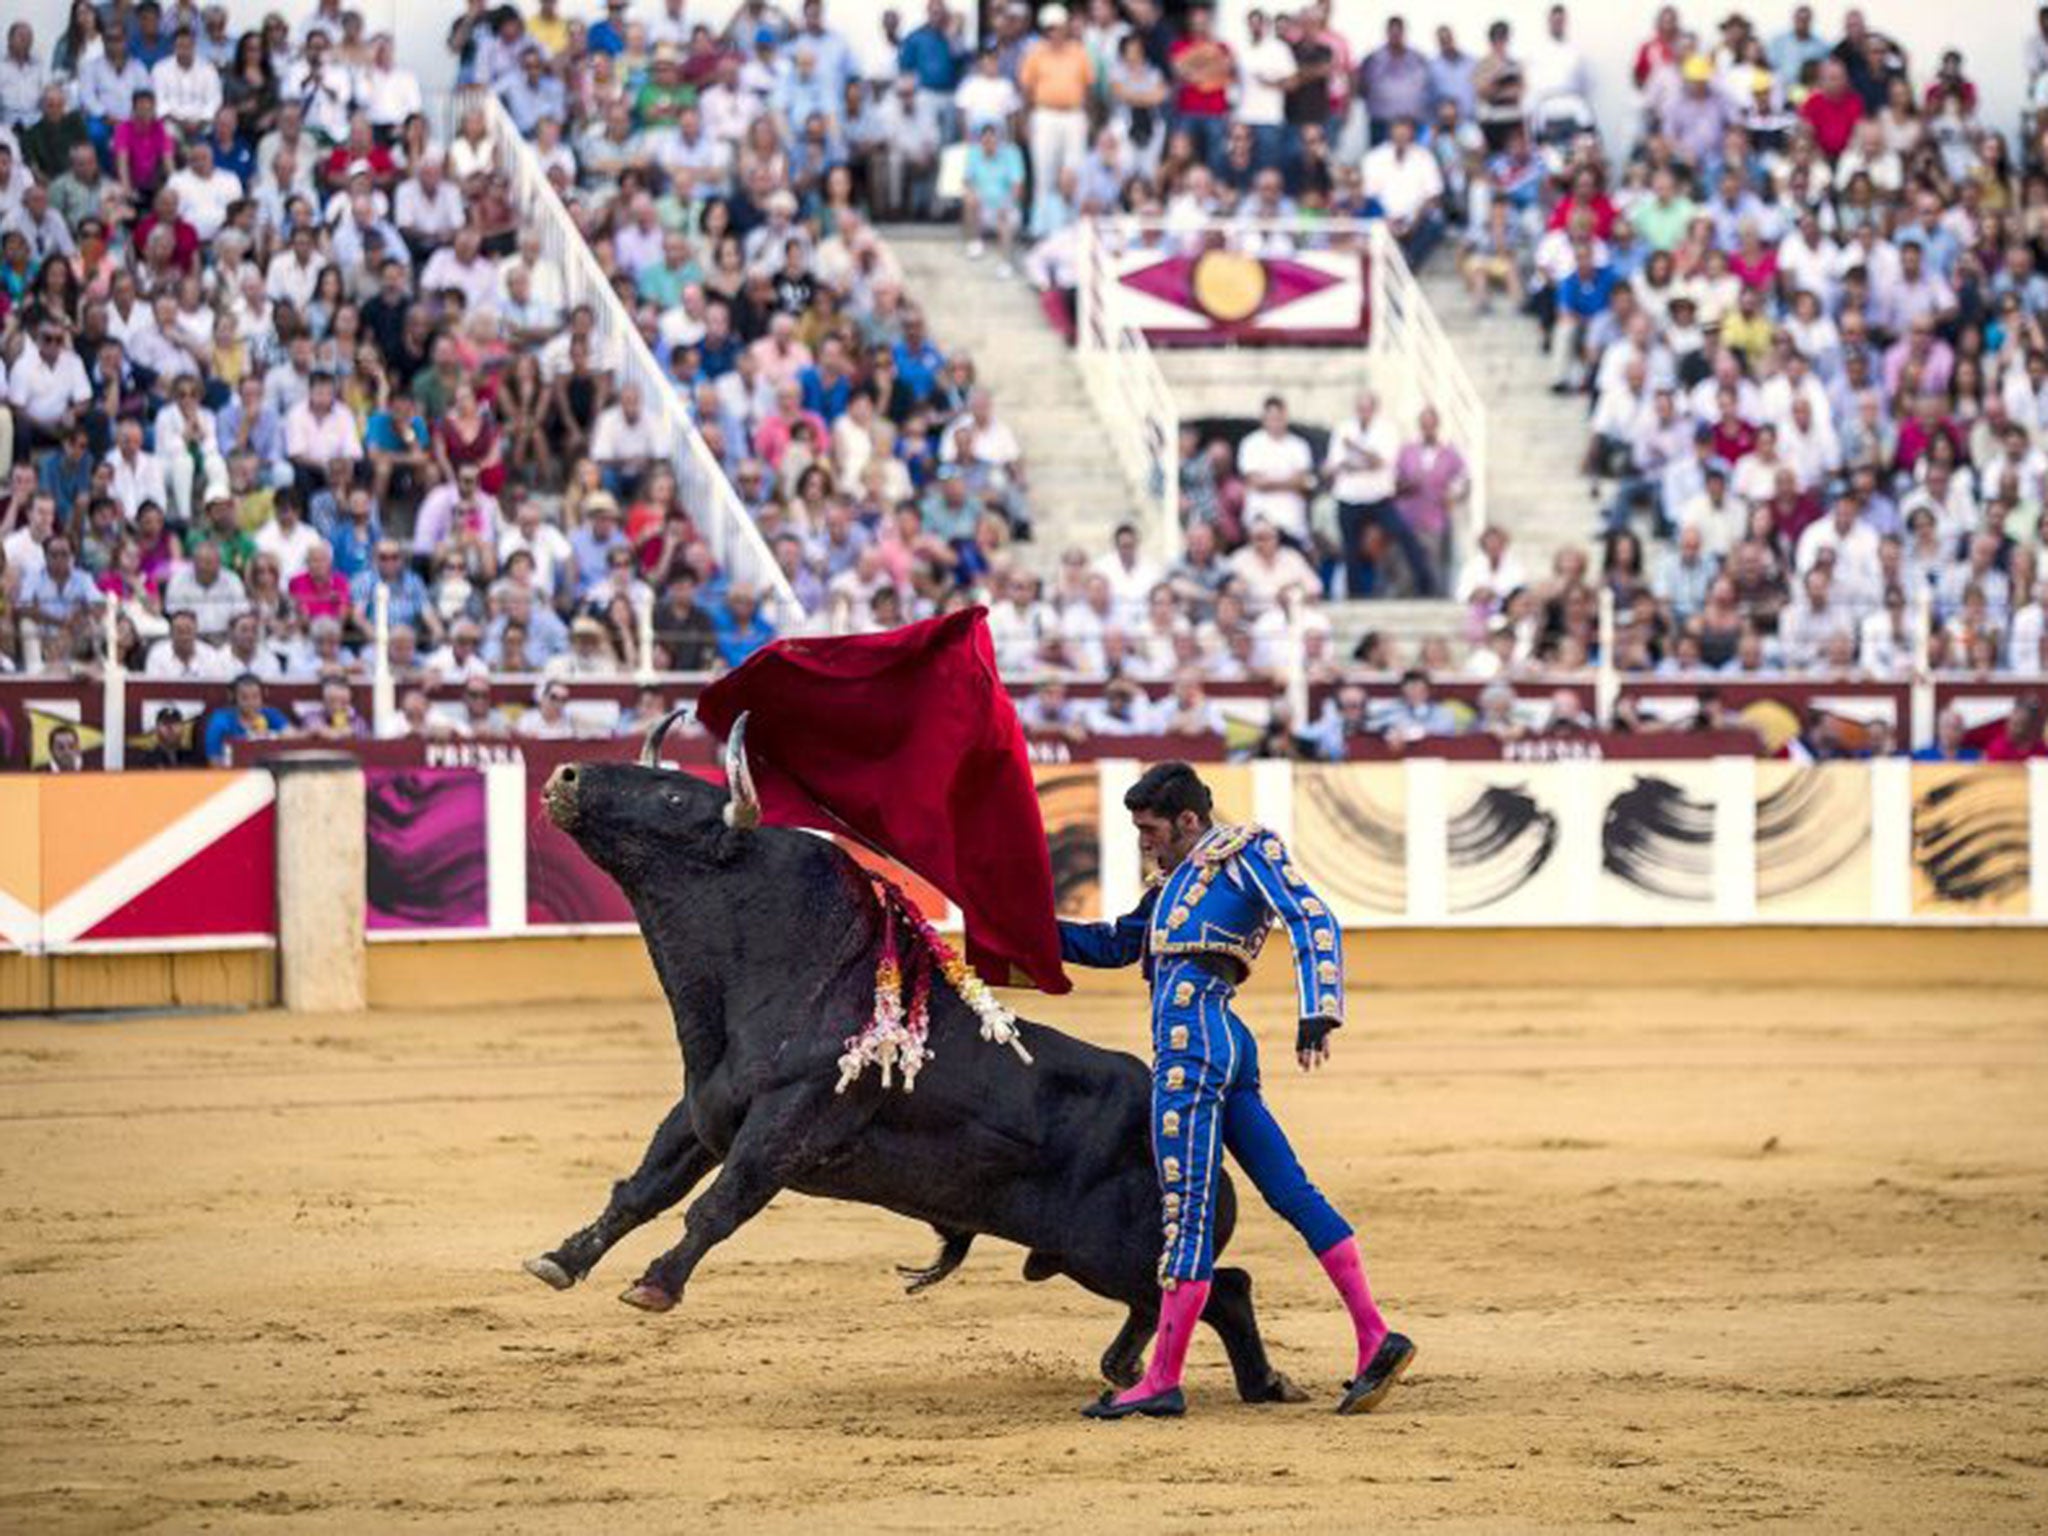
{"left": 0, "top": 23, "right": 48, "bottom": 130}
{"left": 254, "top": 492, "right": 326, "bottom": 584}
{"left": 284, "top": 372, "right": 362, "bottom": 489}
{"left": 356, "top": 34, "right": 422, "bottom": 132}
{"left": 106, "top": 418, "right": 169, "bottom": 519}
{"left": 153, "top": 374, "right": 228, "bottom": 522}
{"left": 1455, "top": 524, "right": 1529, "bottom": 608}
{"left": 145, "top": 610, "right": 227, "bottom": 680}
{"left": 1361, "top": 114, "right": 1445, "bottom": 266}
{"left": 419, "top": 224, "right": 501, "bottom": 316}
{"left": 266, "top": 222, "right": 329, "bottom": 311}
{"left": 1778, "top": 395, "right": 1842, "bottom": 493}
{"left": 163, "top": 140, "right": 241, "bottom": 243}
{"left": 589, "top": 382, "right": 661, "bottom": 496}
{"left": 160, "top": 538, "right": 249, "bottom": 640}
{"left": 1238, "top": 394, "right": 1316, "bottom": 548}
{"left": 1523, "top": 3, "right": 1594, "bottom": 134}
{"left": 1089, "top": 522, "right": 1161, "bottom": 629}
{"left": 1324, "top": 389, "right": 1424, "bottom": 597}
{"left": 1228, "top": 518, "right": 1322, "bottom": 611}
{"left": 7, "top": 321, "right": 91, "bottom": 449}
{"left": 151, "top": 27, "right": 222, "bottom": 136}
{"left": 393, "top": 154, "right": 466, "bottom": 253}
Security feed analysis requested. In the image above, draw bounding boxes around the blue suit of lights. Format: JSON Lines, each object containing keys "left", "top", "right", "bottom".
{"left": 1059, "top": 824, "right": 1353, "bottom": 1285}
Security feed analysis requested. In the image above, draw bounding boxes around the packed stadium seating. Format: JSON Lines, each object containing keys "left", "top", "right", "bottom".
{"left": 0, "top": 1, "right": 2043, "bottom": 766}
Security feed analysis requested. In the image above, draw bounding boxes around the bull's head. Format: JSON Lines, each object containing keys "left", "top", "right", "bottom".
{"left": 542, "top": 709, "right": 761, "bottom": 880}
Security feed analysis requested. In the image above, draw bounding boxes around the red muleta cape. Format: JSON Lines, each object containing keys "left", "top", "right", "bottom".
{"left": 695, "top": 608, "right": 1072, "bottom": 995}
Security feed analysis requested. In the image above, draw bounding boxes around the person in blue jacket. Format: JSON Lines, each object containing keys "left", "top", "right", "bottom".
{"left": 1060, "top": 761, "right": 1414, "bottom": 1419}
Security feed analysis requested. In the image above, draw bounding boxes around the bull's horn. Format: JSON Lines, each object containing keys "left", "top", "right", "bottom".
{"left": 723, "top": 712, "right": 760, "bottom": 829}
{"left": 640, "top": 705, "right": 694, "bottom": 767}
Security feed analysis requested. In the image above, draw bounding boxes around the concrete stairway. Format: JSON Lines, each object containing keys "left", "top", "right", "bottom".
{"left": 883, "top": 225, "right": 1132, "bottom": 565}
{"left": 1417, "top": 263, "right": 1593, "bottom": 578}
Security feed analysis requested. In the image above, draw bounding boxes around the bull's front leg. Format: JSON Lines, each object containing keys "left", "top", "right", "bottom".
{"left": 525, "top": 1097, "right": 717, "bottom": 1291}
{"left": 618, "top": 1084, "right": 841, "bottom": 1313}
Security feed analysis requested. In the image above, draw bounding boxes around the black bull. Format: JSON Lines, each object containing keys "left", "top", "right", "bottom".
{"left": 526, "top": 729, "right": 1305, "bottom": 1402}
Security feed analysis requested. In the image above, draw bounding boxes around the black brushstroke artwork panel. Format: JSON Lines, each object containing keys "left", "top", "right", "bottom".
{"left": 1755, "top": 768, "right": 1869, "bottom": 901}
{"left": 1913, "top": 777, "right": 2031, "bottom": 906}
{"left": 1603, "top": 776, "right": 1714, "bottom": 902}
{"left": 1447, "top": 785, "right": 1558, "bottom": 914}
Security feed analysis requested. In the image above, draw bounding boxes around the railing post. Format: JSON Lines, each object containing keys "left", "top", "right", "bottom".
{"left": 1076, "top": 218, "right": 1097, "bottom": 362}
{"left": 371, "top": 582, "right": 394, "bottom": 738}
{"left": 101, "top": 590, "right": 125, "bottom": 770}
{"left": 1596, "top": 585, "right": 1619, "bottom": 727}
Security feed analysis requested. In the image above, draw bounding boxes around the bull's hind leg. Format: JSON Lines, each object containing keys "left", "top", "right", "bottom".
{"left": 1204, "top": 1267, "right": 1309, "bottom": 1404}
{"left": 525, "top": 1098, "right": 716, "bottom": 1290}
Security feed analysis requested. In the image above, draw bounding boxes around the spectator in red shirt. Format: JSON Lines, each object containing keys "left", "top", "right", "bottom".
{"left": 1632, "top": 6, "right": 1682, "bottom": 88}
{"left": 1893, "top": 392, "right": 1963, "bottom": 476}
{"left": 1546, "top": 166, "right": 1617, "bottom": 241}
{"left": 1984, "top": 696, "right": 2047, "bottom": 761}
{"left": 1708, "top": 387, "right": 1758, "bottom": 464}
{"left": 287, "top": 539, "right": 352, "bottom": 621}
{"left": 1168, "top": 5, "right": 1234, "bottom": 167}
{"left": 131, "top": 187, "right": 200, "bottom": 275}
{"left": 1798, "top": 58, "right": 1864, "bottom": 159}
{"left": 322, "top": 116, "right": 400, "bottom": 189}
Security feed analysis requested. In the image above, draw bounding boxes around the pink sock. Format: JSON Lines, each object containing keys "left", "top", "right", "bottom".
{"left": 1116, "top": 1280, "right": 1210, "bottom": 1404}
{"left": 1318, "top": 1237, "right": 1389, "bottom": 1377}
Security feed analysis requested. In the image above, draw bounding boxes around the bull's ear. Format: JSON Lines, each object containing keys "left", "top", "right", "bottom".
{"left": 722, "top": 712, "right": 760, "bottom": 829}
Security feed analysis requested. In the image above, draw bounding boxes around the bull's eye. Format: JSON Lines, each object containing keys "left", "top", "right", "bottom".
{"left": 664, "top": 793, "right": 682, "bottom": 807}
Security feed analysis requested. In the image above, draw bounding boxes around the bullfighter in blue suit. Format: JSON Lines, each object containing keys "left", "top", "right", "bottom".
{"left": 1060, "top": 761, "right": 1415, "bottom": 1419}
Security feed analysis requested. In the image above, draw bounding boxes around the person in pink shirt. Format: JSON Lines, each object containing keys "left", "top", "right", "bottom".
{"left": 287, "top": 539, "right": 352, "bottom": 621}
{"left": 1798, "top": 58, "right": 1864, "bottom": 160}
{"left": 112, "top": 89, "right": 177, "bottom": 198}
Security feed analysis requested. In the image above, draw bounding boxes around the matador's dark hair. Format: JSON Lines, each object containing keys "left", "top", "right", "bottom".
{"left": 1124, "top": 761, "right": 1213, "bottom": 822}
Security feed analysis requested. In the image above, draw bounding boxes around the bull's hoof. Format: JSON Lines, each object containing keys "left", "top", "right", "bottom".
{"left": 618, "top": 1282, "right": 677, "bottom": 1313}
{"left": 523, "top": 1255, "right": 576, "bottom": 1291}
{"left": 1245, "top": 1370, "right": 1311, "bottom": 1405}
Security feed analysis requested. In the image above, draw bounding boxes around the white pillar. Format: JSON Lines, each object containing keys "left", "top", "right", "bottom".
{"left": 370, "top": 582, "right": 395, "bottom": 740}
{"left": 272, "top": 757, "right": 366, "bottom": 1012}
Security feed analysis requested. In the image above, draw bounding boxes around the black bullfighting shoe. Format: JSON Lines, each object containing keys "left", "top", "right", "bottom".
{"left": 1337, "top": 1332, "right": 1417, "bottom": 1415}
{"left": 1081, "top": 1385, "right": 1187, "bottom": 1420}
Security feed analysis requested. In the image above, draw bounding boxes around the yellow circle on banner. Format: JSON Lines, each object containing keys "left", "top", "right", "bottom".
{"left": 1190, "top": 249, "right": 1268, "bottom": 323}
{"left": 1740, "top": 699, "right": 1801, "bottom": 754}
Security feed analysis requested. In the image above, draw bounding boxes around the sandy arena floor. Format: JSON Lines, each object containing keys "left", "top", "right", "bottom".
{"left": 2, "top": 981, "right": 2046, "bottom": 1533}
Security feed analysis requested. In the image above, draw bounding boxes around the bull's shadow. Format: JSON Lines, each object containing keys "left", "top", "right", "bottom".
{"left": 524, "top": 712, "right": 1304, "bottom": 1404}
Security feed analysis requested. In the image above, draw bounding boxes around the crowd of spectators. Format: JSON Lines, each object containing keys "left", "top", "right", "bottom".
{"left": 1438, "top": 4, "right": 2048, "bottom": 684}
{"left": 4, "top": 1, "right": 2048, "bottom": 773}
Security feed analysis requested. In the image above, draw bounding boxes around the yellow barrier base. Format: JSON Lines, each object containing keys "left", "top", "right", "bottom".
{"left": 360, "top": 926, "right": 2048, "bottom": 1011}
{"left": 4, "top": 928, "right": 2036, "bottom": 1017}
{"left": 0, "top": 949, "right": 277, "bottom": 1013}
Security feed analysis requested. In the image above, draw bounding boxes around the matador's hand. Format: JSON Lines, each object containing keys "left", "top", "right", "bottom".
{"left": 1296, "top": 1015, "right": 1339, "bottom": 1071}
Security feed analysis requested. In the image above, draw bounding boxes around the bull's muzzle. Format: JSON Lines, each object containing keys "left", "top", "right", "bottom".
{"left": 543, "top": 764, "right": 579, "bottom": 829}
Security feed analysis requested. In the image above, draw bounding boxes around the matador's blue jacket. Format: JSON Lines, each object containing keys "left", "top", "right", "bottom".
{"left": 1058, "top": 823, "right": 1353, "bottom": 1282}
{"left": 1058, "top": 823, "right": 1345, "bottom": 1024}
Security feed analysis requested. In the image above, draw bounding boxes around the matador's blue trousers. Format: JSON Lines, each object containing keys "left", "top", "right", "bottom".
{"left": 1150, "top": 957, "right": 1353, "bottom": 1284}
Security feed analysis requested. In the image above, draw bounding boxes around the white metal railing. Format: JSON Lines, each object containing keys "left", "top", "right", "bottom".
{"left": 451, "top": 89, "right": 798, "bottom": 622}
{"left": 1075, "top": 220, "right": 1180, "bottom": 562}
{"left": 1366, "top": 220, "right": 1490, "bottom": 547}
